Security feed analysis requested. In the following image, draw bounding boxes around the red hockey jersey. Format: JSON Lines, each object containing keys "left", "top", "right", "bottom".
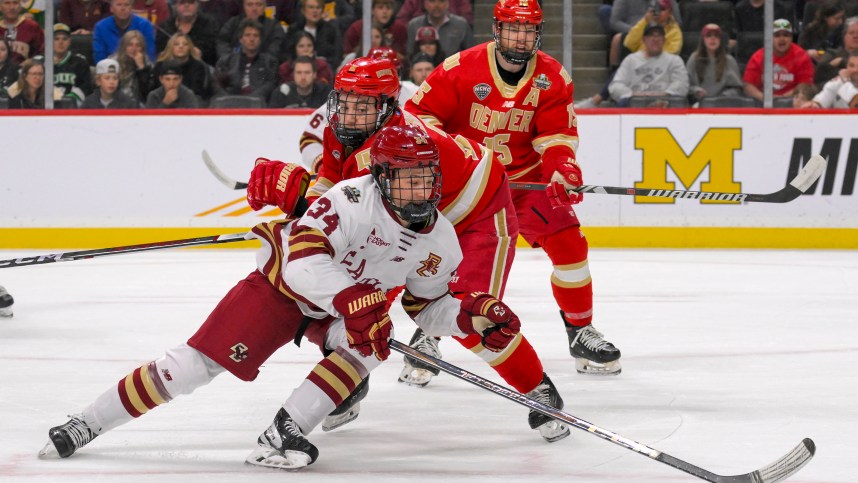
{"left": 406, "top": 42, "right": 579, "bottom": 181}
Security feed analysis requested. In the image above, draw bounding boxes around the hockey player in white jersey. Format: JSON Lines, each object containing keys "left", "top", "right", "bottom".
{"left": 39, "top": 125, "right": 522, "bottom": 470}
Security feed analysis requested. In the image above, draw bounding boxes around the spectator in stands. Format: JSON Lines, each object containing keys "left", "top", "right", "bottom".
{"left": 268, "top": 55, "right": 330, "bottom": 107}
{"left": 406, "top": 0, "right": 474, "bottom": 58}
{"left": 805, "top": 52, "right": 858, "bottom": 107}
{"left": 791, "top": 82, "right": 819, "bottom": 108}
{"left": 284, "top": 0, "right": 341, "bottom": 66}
{"left": 154, "top": 32, "right": 212, "bottom": 101}
{"left": 199, "top": 0, "right": 241, "bottom": 25}
{"left": 110, "top": 29, "right": 154, "bottom": 105}
{"left": 277, "top": 30, "right": 333, "bottom": 86}
{"left": 146, "top": 59, "right": 201, "bottom": 107}
{"left": 396, "top": 0, "right": 472, "bottom": 26}
{"left": 814, "top": 16, "right": 858, "bottom": 85}
{"left": 608, "top": 0, "right": 680, "bottom": 67}
{"left": 59, "top": 0, "right": 111, "bottom": 35}
{"left": 743, "top": 19, "right": 814, "bottom": 102}
{"left": 53, "top": 23, "right": 93, "bottom": 106}
{"left": 155, "top": 0, "right": 220, "bottom": 67}
{"left": 218, "top": 0, "right": 285, "bottom": 61}
{"left": 338, "top": 24, "right": 383, "bottom": 70}
{"left": 93, "top": 0, "right": 156, "bottom": 63}
{"left": 622, "top": 0, "right": 681, "bottom": 56}
{"left": 6, "top": 58, "right": 48, "bottom": 108}
{"left": 81, "top": 57, "right": 140, "bottom": 108}
{"left": 609, "top": 23, "right": 689, "bottom": 107}
{"left": 410, "top": 25, "right": 445, "bottom": 66}
{"left": 733, "top": 0, "right": 793, "bottom": 37}
{"left": 213, "top": 18, "right": 277, "bottom": 102}
{"left": 0, "top": 39, "right": 19, "bottom": 98}
{"left": 798, "top": 0, "right": 846, "bottom": 63}
{"left": 132, "top": 0, "right": 170, "bottom": 26}
{"left": 321, "top": 0, "right": 355, "bottom": 35}
{"left": 343, "top": 0, "right": 407, "bottom": 61}
{"left": 401, "top": 51, "right": 434, "bottom": 93}
{"left": 0, "top": 0, "right": 44, "bottom": 64}
{"left": 686, "top": 24, "right": 742, "bottom": 103}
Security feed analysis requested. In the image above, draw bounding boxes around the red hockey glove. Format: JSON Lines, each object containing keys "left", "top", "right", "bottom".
{"left": 457, "top": 293, "right": 521, "bottom": 352}
{"left": 542, "top": 155, "right": 583, "bottom": 208}
{"left": 332, "top": 284, "right": 392, "bottom": 361}
{"left": 247, "top": 158, "right": 310, "bottom": 215}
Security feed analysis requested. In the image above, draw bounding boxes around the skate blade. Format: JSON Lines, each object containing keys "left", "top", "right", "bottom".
{"left": 575, "top": 358, "right": 621, "bottom": 375}
{"left": 397, "top": 365, "right": 434, "bottom": 387}
{"left": 38, "top": 442, "right": 60, "bottom": 459}
{"left": 245, "top": 445, "right": 311, "bottom": 470}
{"left": 538, "top": 421, "right": 571, "bottom": 443}
{"left": 322, "top": 403, "right": 359, "bottom": 432}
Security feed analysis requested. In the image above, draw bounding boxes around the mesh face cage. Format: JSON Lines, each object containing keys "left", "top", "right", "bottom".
{"left": 326, "top": 90, "right": 397, "bottom": 148}
{"left": 375, "top": 164, "right": 442, "bottom": 224}
{"left": 493, "top": 20, "right": 543, "bottom": 64}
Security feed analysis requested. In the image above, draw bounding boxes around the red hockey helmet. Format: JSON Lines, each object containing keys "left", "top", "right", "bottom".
{"left": 367, "top": 46, "right": 402, "bottom": 71}
{"left": 370, "top": 125, "right": 442, "bottom": 224}
{"left": 327, "top": 57, "right": 401, "bottom": 147}
{"left": 493, "top": 0, "right": 543, "bottom": 64}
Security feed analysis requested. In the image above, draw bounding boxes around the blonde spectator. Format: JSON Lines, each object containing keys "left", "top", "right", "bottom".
{"left": 155, "top": 33, "right": 212, "bottom": 101}
{"left": 686, "top": 24, "right": 742, "bottom": 103}
{"left": 109, "top": 30, "right": 154, "bottom": 105}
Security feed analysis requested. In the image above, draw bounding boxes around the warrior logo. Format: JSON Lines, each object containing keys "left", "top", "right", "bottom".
{"left": 229, "top": 343, "right": 249, "bottom": 362}
{"left": 416, "top": 253, "right": 442, "bottom": 277}
{"left": 474, "top": 83, "right": 492, "bottom": 100}
{"left": 533, "top": 74, "right": 552, "bottom": 90}
{"left": 342, "top": 185, "right": 361, "bottom": 203}
{"left": 367, "top": 228, "right": 391, "bottom": 247}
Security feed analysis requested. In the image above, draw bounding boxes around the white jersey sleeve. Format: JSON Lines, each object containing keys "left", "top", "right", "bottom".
{"left": 299, "top": 105, "right": 328, "bottom": 173}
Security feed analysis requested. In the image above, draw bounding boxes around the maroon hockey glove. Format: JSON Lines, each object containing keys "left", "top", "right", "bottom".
{"left": 332, "top": 284, "right": 392, "bottom": 361}
{"left": 457, "top": 293, "right": 521, "bottom": 352}
{"left": 247, "top": 158, "right": 310, "bottom": 215}
{"left": 542, "top": 155, "right": 583, "bottom": 208}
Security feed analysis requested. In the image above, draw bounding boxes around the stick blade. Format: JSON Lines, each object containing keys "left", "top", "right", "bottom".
{"left": 790, "top": 154, "right": 826, "bottom": 193}
{"left": 202, "top": 150, "right": 247, "bottom": 190}
{"left": 716, "top": 438, "right": 815, "bottom": 483}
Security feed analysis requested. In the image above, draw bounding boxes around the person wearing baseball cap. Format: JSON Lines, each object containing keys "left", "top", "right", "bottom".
{"left": 52, "top": 23, "right": 93, "bottom": 106}
{"left": 81, "top": 58, "right": 139, "bottom": 108}
{"left": 742, "top": 18, "right": 814, "bottom": 102}
{"left": 686, "top": 23, "right": 743, "bottom": 102}
{"left": 145, "top": 59, "right": 200, "bottom": 108}
{"left": 623, "top": 0, "right": 682, "bottom": 56}
{"left": 411, "top": 25, "right": 445, "bottom": 66}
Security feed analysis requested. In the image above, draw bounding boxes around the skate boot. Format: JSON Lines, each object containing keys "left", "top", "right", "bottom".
{"left": 322, "top": 375, "right": 369, "bottom": 431}
{"left": 397, "top": 328, "right": 441, "bottom": 387}
{"left": 246, "top": 408, "right": 319, "bottom": 470}
{"left": 526, "top": 373, "right": 571, "bottom": 443}
{"left": 565, "top": 315, "right": 621, "bottom": 375}
{"left": 0, "top": 285, "right": 13, "bottom": 318}
{"left": 38, "top": 414, "right": 97, "bottom": 458}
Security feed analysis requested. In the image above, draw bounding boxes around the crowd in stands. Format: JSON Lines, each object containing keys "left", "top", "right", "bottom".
{"left": 1, "top": 0, "right": 856, "bottom": 109}
{"left": 0, "top": 0, "right": 475, "bottom": 108}
{"left": 582, "top": 0, "right": 858, "bottom": 108}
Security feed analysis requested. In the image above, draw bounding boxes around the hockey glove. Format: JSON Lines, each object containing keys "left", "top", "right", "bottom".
{"left": 332, "top": 284, "right": 392, "bottom": 361}
{"left": 543, "top": 156, "right": 583, "bottom": 208}
{"left": 247, "top": 158, "right": 310, "bottom": 216}
{"left": 457, "top": 293, "right": 521, "bottom": 352}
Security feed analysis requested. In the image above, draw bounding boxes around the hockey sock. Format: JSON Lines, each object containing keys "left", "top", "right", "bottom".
{"left": 454, "top": 333, "right": 544, "bottom": 393}
{"left": 539, "top": 228, "right": 593, "bottom": 328}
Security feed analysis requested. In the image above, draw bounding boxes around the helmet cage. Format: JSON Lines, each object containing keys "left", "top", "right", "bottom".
{"left": 372, "top": 161, "right": 442, "bottom": 224}
{"left": 326, "top": 89, "right": 397, "bottom": 148}
{"left": 493, "top": 18, "right": 543, "bottom": 64}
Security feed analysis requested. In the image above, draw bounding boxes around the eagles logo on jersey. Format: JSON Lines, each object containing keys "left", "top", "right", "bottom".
{"left": 342, "top": 186, "right": 361, "bottom": 203}
{"left": 416, "top": 253, "right": 442, "bottom": 277}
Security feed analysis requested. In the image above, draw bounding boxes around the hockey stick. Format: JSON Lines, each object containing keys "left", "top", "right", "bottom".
{"left": 203, "top": 150, "right": 826, "bottom": 204}
{"left": 389, "top": 339, "right": 815, "bottom": 483}
{"left": 0, "top": 232, "right": 249, "bottom": 269}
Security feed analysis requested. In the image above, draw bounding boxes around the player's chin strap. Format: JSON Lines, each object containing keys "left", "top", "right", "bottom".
{"left": 388, "top": 339, "right": 815, "bottom": 483}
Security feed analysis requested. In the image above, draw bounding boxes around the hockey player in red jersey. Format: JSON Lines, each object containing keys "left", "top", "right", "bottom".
{"left": 306, "top": 55, "right": 571, "bottom": 442}
{"left": 404, "top": 0, "right": 621, "bottom": 376}
{"left": 39, "top": 126, "right": 523, "bottom": 469}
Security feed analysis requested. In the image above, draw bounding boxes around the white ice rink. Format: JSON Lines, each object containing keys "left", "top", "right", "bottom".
{"left": 0, "top": 247, "right": 855, "bottom": 482}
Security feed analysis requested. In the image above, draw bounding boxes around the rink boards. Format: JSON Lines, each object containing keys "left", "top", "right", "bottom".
{"left": 0, "top": 109, "right": 855, "bottom": 249}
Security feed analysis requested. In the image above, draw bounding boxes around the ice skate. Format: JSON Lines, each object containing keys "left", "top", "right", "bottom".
{"left": 566, "top": 317, "right": 621, "bottom": 375}
{"left": 526, "top": 373, "right": 571, "bottom": 443}
{"left": 322, "top": 375, "right": 369, "bottom": 431}
{"left": 246, "top": 408, "right": 318, "bottom": 470}
{"left": 0, "top": 285, "right": 13, "bottom": 318}
{"left": 38, "top": 414, "right": 97, "bottom": 458}
{"left": 397, "top": 328, "right": 441, "bottom": 387}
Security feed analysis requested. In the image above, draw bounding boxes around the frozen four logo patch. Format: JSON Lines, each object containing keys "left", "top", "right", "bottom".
{"left": 533, "top": 74, "right": 552, "bottom": 90}
{"left": 474, "top": 83, "right": 492, "bottom": 100}
{"left": 342, "top": 185, "right": 361, "bottom": 203}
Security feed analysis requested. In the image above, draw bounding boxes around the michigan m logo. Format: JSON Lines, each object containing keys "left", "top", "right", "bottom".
{"left": 635, "top": 128, "right": 742, "bottom": 204}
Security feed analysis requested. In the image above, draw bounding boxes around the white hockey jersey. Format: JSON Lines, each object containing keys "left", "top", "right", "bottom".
{"left": 252, "top": 175, "right": 469, "bottom": 338}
